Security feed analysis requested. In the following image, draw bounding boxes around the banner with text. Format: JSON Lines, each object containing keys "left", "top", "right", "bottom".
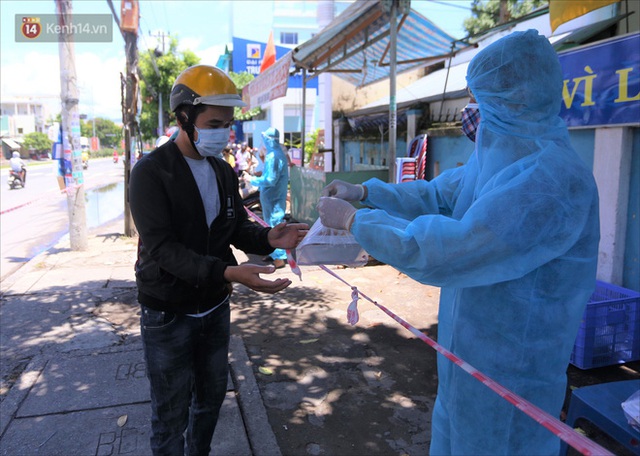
{"left": 559, "top": 33, "right": 639, "bottom": 127}
{"left": 242, "top": 51, "right": 293, "bottom": 110}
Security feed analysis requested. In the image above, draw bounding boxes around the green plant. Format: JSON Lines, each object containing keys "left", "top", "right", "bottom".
{"left": 304, "top": 128, "right": 321, "bottom": 165}
{"left": 22, "top": 132, "right": 52, "bottom": 152}
{"left": 228, "top": 71, "right": 262, "bottom": 121}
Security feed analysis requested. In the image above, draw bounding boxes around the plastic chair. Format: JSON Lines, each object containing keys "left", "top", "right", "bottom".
{"left": 562, "top": 380, "right": 640, "bottom": 455}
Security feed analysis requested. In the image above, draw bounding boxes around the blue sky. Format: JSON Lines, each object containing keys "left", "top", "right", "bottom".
{"left": 0, "top": 1, "right": 472, "bottom": 122}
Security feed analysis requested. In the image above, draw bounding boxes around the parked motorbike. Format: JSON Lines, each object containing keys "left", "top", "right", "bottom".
{"left": 239, "top": 171, "right": 261, "bottom": 211}
{"left": 8, "top": 169, "right": 24, "bottom": 189}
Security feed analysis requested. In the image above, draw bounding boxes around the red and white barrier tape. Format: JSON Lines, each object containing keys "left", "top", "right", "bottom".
{"left": 0, "top": 183, "right": 83, "bottom": 216}
{"left": 243, "top": 206, "right": 611, "bottom": 455}
{"left": 317, "top": 264, "right": 613, "bottom": 456}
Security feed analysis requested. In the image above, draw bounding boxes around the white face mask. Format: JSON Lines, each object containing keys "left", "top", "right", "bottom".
{"left": 194, "top": 127, "right": 230, "bottom": 158}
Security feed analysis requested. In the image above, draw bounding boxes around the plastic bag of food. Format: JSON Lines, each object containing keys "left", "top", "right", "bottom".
{"left": 295, "top": 219, "right": 368, "bottom": 267}
{"left": 622, "top": 389, "right": 640, "bottom": 431}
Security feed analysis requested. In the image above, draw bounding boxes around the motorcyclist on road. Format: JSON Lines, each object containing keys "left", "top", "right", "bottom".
{"left": 9, "top": 151, "right": 26, "bottom": 184}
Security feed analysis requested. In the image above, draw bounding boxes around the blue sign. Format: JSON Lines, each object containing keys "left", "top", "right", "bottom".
{"left": 558, "top": 33, "right": 640, "bottom": 127}
{"left": 232, "top": 36, "right": 317, "bottom": 91}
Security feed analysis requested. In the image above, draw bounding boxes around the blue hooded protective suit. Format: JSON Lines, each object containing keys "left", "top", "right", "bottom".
{"left": 350, "top": 30, "right": 600, "bottom": 455}
{"left": 251, "top": 127, "right": 289, "bottom": 260}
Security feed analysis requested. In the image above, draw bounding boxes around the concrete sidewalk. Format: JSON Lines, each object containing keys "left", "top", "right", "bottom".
{"left": 4, "top": 215, "right": 634, "bottom": 456}
{"left": 0, "top": 216, "right": 281, "bottom": 456}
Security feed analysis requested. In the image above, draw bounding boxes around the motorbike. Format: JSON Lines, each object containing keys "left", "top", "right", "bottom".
{"left": 8, "top": 169, "right": 24, "bottom": 189}
{"left": 239, "top": 171, "right": 261, "bottom": 211}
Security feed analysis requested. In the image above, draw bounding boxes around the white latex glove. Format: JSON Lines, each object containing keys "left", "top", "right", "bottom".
{"left": 322, "top": 179, "right": 365, "bottom": 201}
{"left": 317, "top": 197, "right": 357, "bottom": 231}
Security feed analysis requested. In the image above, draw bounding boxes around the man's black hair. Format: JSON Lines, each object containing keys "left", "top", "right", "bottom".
{"left": 175, "top": 104, "right": 208, "bottom": 153}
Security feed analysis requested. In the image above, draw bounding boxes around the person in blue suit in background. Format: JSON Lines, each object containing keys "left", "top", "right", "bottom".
{"left": 251, "top": 127, "right": 290, "bottom": 269}
{"left": 317, "top": 30, "right": 600, "bottom": 455}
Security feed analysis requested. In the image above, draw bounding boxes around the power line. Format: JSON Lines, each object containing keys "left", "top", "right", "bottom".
{"left": 428, "top": 0, "right": 473, "bottom": 11}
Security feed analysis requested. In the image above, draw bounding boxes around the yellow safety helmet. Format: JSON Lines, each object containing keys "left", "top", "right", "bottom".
{"left": 169, "top": 65, "right": 246, "bottom": 112}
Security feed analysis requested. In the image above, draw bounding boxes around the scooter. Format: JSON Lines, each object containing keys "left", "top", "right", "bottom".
{"left": 8, "top": 169, "right": 24, "bottom": 189}
{"left": 239, "top": 171, "right": 261, "bottom": 211}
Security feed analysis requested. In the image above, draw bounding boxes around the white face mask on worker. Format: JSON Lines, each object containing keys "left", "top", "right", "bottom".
{"left": 194, "top": 127, "right": 229, "bottom": 158}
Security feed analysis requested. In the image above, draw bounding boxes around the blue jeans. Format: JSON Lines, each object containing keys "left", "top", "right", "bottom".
{"left": 141, "top": 301, "right": 230, "bottom": 456}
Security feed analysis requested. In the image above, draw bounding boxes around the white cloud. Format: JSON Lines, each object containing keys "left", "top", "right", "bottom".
{"left": 75, "top": 51, "right": 125, "bottom": 121}
{"left": 196, "top": 44, "right": 228, "bottom": 67}
{"left": 1, "top": 48, "right": 127, "bottom": 122}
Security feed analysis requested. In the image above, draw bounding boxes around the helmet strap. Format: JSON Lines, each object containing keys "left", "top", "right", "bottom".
{"left": 177, "top": 106, "right": 200, "bottom": 153}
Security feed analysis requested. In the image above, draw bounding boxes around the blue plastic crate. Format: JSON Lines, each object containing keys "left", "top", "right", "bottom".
{"left": 570, "top": 281, "right": 640, "bottom": 369}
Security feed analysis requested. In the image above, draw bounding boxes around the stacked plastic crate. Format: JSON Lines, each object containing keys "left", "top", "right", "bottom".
{"left": 571, "top": 281, "right": 640, "bottom": 369}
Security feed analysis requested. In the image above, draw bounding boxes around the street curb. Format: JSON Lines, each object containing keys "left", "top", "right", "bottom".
{"left": 229, "top": 334, "right": 282, "bottom": 456}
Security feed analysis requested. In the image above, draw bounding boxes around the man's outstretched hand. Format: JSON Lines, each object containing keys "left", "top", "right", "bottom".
{"left": 267, "top": 222, "right": 309, "bottom": 250}
{"left": 224, "top": 263, "right": 292, "bottom": 294}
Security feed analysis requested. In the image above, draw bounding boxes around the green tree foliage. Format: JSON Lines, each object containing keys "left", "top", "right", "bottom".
{"left": 91, "top": 118, "right": 123, "bottom": 148}
{"left": 463, "top": 0, "right": 548, "bottom": 36}
{"left": 228, "top": 71, "right": 262, "bottom": 121}
{"left": 22, "top": 132, "right": 53, "bottom": 152}
{"left": 80, "top": 118, "right": 91, "bottom": 137}
{"left": 138, "top": 35, "right": 200, "bottom": 140}
{"left": 304, "top": 128, "right": 321, "bottom": 165}
{"left": 47, "top": 114, "right": 121, "bottom": 148}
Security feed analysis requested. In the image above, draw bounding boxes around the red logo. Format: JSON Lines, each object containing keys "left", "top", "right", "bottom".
{"left": 21, "top": 17, "right": 42, "bottom": 39}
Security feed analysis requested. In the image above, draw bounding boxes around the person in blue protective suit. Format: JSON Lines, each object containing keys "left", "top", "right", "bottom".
{"left": 317, "top": 30, "right": 600, "bottom": 455}
{"left": 251, "top": 127, "right": 290, "bottom": 269}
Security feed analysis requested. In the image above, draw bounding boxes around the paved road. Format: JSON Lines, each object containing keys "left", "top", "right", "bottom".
{"left": 0, "top": 158, "right": 125, "bottom": 280}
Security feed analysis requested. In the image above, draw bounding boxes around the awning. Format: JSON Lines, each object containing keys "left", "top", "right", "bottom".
{"left": 2, "top": 138, "right": 22, "bottom": 150}
{"left": 346, "top": 110, "right": 408, "bottom": 133}
{"left": 549, "top": 12, "right": 631, "bottom": 51}
{"left": 347, "top": 11, "right": 629, "bottom": 117}
{"left": 292, "top": 0, "right": 462, "bottom": 87}
{"left": 352, "top": 62, "right": 469, "bottom": 116}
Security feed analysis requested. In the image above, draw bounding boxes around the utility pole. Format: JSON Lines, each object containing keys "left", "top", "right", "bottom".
{"left": 121, "top": 0, "right": 139, "bottom": 237}
{"left": 499, "top": 0, "right": 510, "bottom": 24}
{"left": 150, "top": 31, "right": 168, "bottom": 137}
{"left": 387, "top": 0, "right": 398, "bottom": 184}
{"left": 56, "top": 0, "right": 87, "bottom": 250}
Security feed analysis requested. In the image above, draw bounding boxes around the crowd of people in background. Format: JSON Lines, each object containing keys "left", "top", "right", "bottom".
{"left": 222, "top": 142, "right": 263, "bottom": 178}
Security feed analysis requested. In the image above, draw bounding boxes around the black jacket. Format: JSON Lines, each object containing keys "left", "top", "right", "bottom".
{"left": 129, "top": 141, "right": 274, "bottom": 314}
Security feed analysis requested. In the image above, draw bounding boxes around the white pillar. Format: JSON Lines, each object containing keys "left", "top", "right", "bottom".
{"left": 593, "top": 126, "right": 632, "bottom": 285}
{"left": 317, "top": 0, "right": 334, "bottom": 152}
{"left": 271, "top": 99, "right": 286, "bottom": 141}
{"left": 333, "top": 118, "right": 344, "bottom": 171}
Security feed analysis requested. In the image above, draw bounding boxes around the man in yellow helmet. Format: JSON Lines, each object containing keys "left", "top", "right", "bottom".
{"left": 130, "top": 65, "right": 308, "bottom": 456}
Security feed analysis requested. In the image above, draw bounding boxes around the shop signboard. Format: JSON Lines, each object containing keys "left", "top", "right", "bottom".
{"left": 559, "top": 33, "right": 639, "bottom": 127}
